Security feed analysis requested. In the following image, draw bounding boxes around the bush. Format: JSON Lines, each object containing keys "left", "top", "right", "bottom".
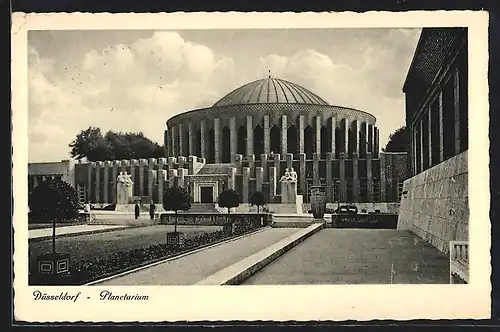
{"left": 250, "top": 191, "right": 266, "bottom": 214}
{"left": 29, "top": 178, "right": 79, "bottom": 222}
{"left": 163, "top": 186, "right": 191, "bottom": 233}
{"left": 29, "top": 221, "right": 262, "bottom": 285}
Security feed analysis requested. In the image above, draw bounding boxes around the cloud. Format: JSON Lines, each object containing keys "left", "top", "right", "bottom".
{"left": 28, "top": 29, "right": 419, "bottom": 162}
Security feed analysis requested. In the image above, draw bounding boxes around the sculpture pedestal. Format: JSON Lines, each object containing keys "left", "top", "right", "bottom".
{"left": 280, "top": 180, "right": 298, "bottom": 204}
{"left": 116, "top": 184, "right": 133, "bottom": 205}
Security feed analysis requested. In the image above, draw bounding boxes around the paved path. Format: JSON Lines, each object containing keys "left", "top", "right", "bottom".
{"left": 243, "top": 229, "right": 450, "bottom": 285}
{"left": 28, "top": 224, "right": 129, "bottom": 239}
{"left": 94, "top": 228, "right": 297, "bottom": 285}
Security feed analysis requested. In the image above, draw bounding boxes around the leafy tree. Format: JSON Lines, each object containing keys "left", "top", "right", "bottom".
{"left": 29, "top": 178, "right": 79, "bottom": 222}
{"left": 69, "top": 126, "right": 165, "bottom": 162}
{"left": 383, "top": 126, "right": 408, "bottom": 153}
{"left": 218, "top": 189, "right": 240, "bottom": 222}
{"left": 162, "top": 186, "right": 191, "bottom": 233}
{"left": 250, "top": 191, "right": 266, "bottom": 215}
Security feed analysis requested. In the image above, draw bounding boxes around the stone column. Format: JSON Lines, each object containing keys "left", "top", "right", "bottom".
{"left": 178, "top": 123, "right": 184, "bottom": 157}
{"left": 454, "top": 69, "right": 461, "bottom": 154}
{"left": 121, "top": 160, "right": 130, "bottom": 175}
{"left": 374, "top": 126, "right": 379, "bottom": 157}
{"left": 343, "top": 118, "right": 349, "bottom": 155}
{"left": 95, "top": 162, "right": 101, "bottom": 203}
{"left": 148, "top": 169, "right": 157, "bottom": 203}
{"left": 313, "top": 153, "right": 320, "bottom": 186}
{"left": 386, "top": 154, "right": 394, "bottom": 202}
{"left": 178, "top": 156, "right": 186, "bottom": 170}
{"left": 352, "top": 153, "right": 359, "bottom": 202}
{"left": 256, "top": 167, "right": 264, "bottom": 192}
{"left": 158, "top": 157, "right": 166, "bottom": 172}
{"left": 87, "top": 163, "right": 93, "bottom": 203}
{"left": 273, "top": 153, "right": 280, "bottom": 172}
{"left": 331, "top": 117, "right": 336, "bottom": 157}
{"left": 130, "top": 159, "right": 138, "bottom": 196}
{"left": 264, "top": 115, "right": 270, "bottom": 154}
{"left": 261, "top": 154, "right": 268, "bottom": 178}
{"left": 428, "top": 106, "right": 433, "bottom": 167}
{"left": 339, "top": 154, "right": 346, "bottom": 203}
{"left": 214, "top": 118, "right": 220, "bottom": 162}
{"left": 235, "top": 154, "right": 243, "bottom": 174}
{"left": 281, "top": 115, "right": 287, "bottom": 156}
{"left": 242, "top": 167, "right": 250, "bottom": 203}
{"left": 286, "top": 153, "right": 293, "bottom": 170}
{"left": 367, "top": 153, "right": 373, "bottom": 202}
{"left": 299, "top": 115, "right": 305, "bottom": 154}
{"left": 111, "top": 160, "right": 120, "bottom": 203}
{"left": 228, "top": 167, "right": 236, "bottom": 190}
{"left": 353, "top": 120, "right": 360, "bottom": 155}
{"left": 269, "top": 166, "right": 277, "bottom": 203}
{"left": 438, "top": 91, "right": 444, "bottom": 163}
{"left": 169, "top": 169, "right": 178, "bottom": 188}
{"left": 164, "top": 125, "right": 169, "bottom": 158}
{"left": 200, "top": 120, "right": 206, "bottom": 159}
{"left": 315, "top": 116, "right": 321, "bottom": 155}
{"left": 139, "top": 159, "right": 147, "bottom": 197}
{"left": 230, "top": 117, "right": 237, "bottom": 163}
{"left": 380, "top": 152, "right": 387, "bottom": 202}
{"left": 299, "top": 153, "right": 306, "bottom": 196}
{"left": 326, "top": 152, "right": 333, "bottom": 202}
{"left": 188, "top": 122, "right": 194, "bottom": 156}
{"left": 247, "top": 154, "right": 255, "bottom": 177}
{"left": 158, "top": 169, "right": 166, "bottom": 204}
{"left": 167, "top": 157, "right": 176, "bottom": 178}
{"left": 178, "top": 169, "right": 186, "bottom": 188}
{"left": 246, "top": 115, "right": 253, "bottom": 156}
{"left": 412, "top": 128, "right": 417, "bottom": 175}
{"left": 103, "top": 161, "right": 111, "bottom": 203}
{"left": 188, "top": 156, "right": 196, "bottom": 175}
{"left": 419, "top": 119, "right": 424, "bottom": 171}
{"left": 171, "top": 125, "right": 177, "bottom": 157}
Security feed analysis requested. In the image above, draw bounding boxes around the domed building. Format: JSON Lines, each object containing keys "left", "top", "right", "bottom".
{"left": 66, "top": 76, "right": 407, "bottom": 209}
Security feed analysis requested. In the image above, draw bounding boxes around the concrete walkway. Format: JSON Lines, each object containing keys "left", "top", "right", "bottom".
{"left": 93, "top": 228, "right": 297, "bottom": 285}
{"left": 243, "top": 229, "right": 450, "bottom": 285}
{"left": 28, "top": 224, "right": 129, "bottom": 239}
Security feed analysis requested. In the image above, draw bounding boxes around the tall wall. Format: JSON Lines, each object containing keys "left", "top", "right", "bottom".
{"left": 397, "top": 151, "right": 468, "bottom": 254}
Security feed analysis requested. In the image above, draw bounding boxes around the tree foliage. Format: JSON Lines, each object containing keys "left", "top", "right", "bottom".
{"left": 218, "top": 189, "right": 241, "bottom": 212}
{"left": 383, "top": 126, "right": 408, "bottom": 153}
{"left": 162, "top": 186, "right": 191, "bottom": 233}
{"left": 250, "top": 191, "right": 266, "bottom": 214}
{"left": 29, "top": 178, "right": 79, "bottom": 222}
{"left": 69, "top": 126, "right": 165, "bottom": 162}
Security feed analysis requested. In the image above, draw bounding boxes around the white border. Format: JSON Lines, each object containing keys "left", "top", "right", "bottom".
{"left": 12, "top": 11, "right": 491, "bottom": 322}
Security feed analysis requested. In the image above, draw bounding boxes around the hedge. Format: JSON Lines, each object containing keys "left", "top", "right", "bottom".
{"left": 29, "top": 221, "right": 262, "bottom": 285}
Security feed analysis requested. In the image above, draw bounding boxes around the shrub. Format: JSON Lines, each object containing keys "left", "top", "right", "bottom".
{"left": 218, "top": 189, "right": 240, "bottom": 225}
{"left": 250, "top": 191, "right": 266, "bottom": 214}
{"left": 29, "top": 178, "right": 79, "bottom": 222}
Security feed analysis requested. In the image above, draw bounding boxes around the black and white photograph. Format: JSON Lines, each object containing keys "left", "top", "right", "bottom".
{"left": 12, "top": 11, "right": 490, "bottom": 322}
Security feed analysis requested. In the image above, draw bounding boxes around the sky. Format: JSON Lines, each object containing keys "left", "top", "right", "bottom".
{"left": 28, "top": 28, "right": 421, "bottom": 162}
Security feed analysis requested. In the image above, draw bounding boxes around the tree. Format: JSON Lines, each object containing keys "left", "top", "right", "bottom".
{"left": 69, "top": 126, "right": 165, "bottom": 162}
{"left": 162, "top": 186, "right": 191, "bottom": 233}
{"left": 29, "top": 178, "right": 79, "bottom": 223}
{"left": 29, "top": 178, "right": 79, "bottom": 257}
{"left": 250, "top": 191, "right": 265, "bottom": 215}
{"left": 218, "top": 189, "right": 240, "bottom": 222}
{"left": 383, "top": 126, "right": 408, "bottom": 153}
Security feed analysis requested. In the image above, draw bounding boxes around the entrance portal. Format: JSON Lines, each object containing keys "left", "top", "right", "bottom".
{"left": 200, "top": 186, "right": 214, "bottom": 203}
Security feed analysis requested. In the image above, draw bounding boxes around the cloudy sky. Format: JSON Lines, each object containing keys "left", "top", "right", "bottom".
{"left": 28, "top": 28, "right": 421, "bottom": 162}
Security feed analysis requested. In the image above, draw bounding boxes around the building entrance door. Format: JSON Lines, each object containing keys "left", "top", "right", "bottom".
{"left": 200, "top": 186, "right": 214, "bottom": 203}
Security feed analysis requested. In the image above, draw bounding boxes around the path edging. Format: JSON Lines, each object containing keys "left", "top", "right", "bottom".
{"left": 196, "top": 223, "right": 324, "bottom": 285}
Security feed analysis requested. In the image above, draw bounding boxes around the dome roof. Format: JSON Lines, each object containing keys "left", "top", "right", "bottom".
{"left": 213, "top": 77, "right": 329, "bottom": 107}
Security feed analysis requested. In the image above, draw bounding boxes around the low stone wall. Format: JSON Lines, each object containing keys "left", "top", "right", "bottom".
{"left": 229, "top": 202, "right": 399, "bottom": 214}
{"left": 397, "top": 151, "right": 468, "bottom": 254}
{"left": 160, "top": 212, "right": 271, "bottom": 227}
{"left": 331, "top": 213, "right": 398, "bottom": 229}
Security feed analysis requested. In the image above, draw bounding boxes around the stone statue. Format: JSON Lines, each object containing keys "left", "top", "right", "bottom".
{"left": 117, "top": 171, "right": 134, "bottom": 204}
{"left": 289, "top": 167, "right": 298, "bottom": 182}
{"left": 280, "top": 168, "right": 292, "bottom": 182}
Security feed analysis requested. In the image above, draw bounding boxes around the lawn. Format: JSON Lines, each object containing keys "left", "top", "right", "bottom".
{"left": 29, "top": 225, "right": 223, "bottom": 264}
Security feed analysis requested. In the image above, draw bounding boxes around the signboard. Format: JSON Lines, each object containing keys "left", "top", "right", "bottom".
{"left": 309, "top": 186, "right": 327, "bottom": 219}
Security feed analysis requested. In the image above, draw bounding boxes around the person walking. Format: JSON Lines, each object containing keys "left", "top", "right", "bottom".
{"left": 134, "top": 202, "right": 140, "bottom": 220}
{"left": 149, "top": 201, "right": 156, "bottom": 220}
